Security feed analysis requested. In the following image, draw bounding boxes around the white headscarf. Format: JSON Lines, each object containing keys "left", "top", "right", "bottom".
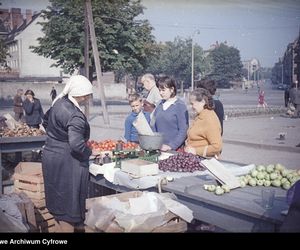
{"left": 52, "top": 75, "right": 93, "bottom": 112}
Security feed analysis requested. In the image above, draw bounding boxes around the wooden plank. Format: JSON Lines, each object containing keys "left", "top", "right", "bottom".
{"left": 201, "top": 158, "right": 240, "bottom": 189}
{"left": 0, "top": 136, "right": 46, "bottom": 144}
{"left": 15, "top": 180, "right": 44, "bottom": 192}
{"left": 15, "top": 188, "right": 45, "bottom": 200}
{"left": 37, "top": 218, "right": 56, "bottom": 228}
{"left": 35, "top": 211, "right": 53, "bottom": 221}
{"left": 31, "top": 198, "right": 46, "bottom": 208}
{"left": 19, "top": 193, "right": 37, "bottom": 229}
{"left": 13, "top": 173, "right": 43, "bottom": 184}
{"left": 35, "top": 207, "right": 50, "bottom": 214}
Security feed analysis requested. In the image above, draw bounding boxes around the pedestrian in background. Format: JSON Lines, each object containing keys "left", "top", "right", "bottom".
{"left": 13, "top": 89, "right": 24, "bottom": 121}
{"left": 23, "top": 89, "right": 44, "bottom": 129}
{"left": 50, "top": 86, "right": 57, "bottom": 101}
{"left": 284, "top": 86, "right": 290, "bottom": 108}
{"left": 140, "top": 73, "right": 162, "bottom": 113}
{"left": 257, "top": 89, "right": 267, "bottom": 109}
{"left": 42, "top": 75, "right": 93, "bottom": 232}
{"left": 289, "top": 82, "right": 300, "bottom": 118}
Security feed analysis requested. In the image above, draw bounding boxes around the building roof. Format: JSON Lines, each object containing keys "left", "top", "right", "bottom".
{"left": 5, "top": 12, "right": 41, "bottom": 44}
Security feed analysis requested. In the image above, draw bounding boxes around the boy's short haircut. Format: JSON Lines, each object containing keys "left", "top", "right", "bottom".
{"left": 128, "top": 93, "right": 142, "bottom": 104}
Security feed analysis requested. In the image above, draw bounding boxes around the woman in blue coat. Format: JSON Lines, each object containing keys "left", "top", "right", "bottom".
{"left": 42, "top": 75, "right": 93, "bottom": 232}
{"left": 152, "top": 76, "right": 189, "bottom": 151}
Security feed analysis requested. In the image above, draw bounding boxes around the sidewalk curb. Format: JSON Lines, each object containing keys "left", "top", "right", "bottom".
{"left": 223, "top": 139, "right": 300, "bottom": 153}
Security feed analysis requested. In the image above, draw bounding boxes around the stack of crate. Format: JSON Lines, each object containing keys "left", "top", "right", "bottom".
{"left": 12, "top": 162, "right": 56, "bottom": 232}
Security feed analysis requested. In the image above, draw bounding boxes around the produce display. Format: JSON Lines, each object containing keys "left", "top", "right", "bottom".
{"left": 239, "top": 163, "right": 300, "bottom": 190}
{"left": 87, "top": 139, "right": 139, "bottom": 152}
{"left": 203, "top": 184, "right": 231, "bottom": 195}
{"left": 158, "top": 152, "right": 205, "bottom": 172}
{"left": 1, "top": 123, "right": 45, "bottom": 137}
{"left": 203, "top": 163, "right": 300, "bottom": 195}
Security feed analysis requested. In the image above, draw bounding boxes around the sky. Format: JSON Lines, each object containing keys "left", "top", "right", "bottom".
{"left": 141, "top": 0, "right": 300, "bottom": 67}
{"left": 1, "top": 0, "right": 300, "bottom": 68}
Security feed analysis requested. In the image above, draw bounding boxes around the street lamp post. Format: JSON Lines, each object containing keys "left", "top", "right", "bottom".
{"left": 191, "top": 30, "right": 200, "bottom": 91}
{"left": 281, "top": 64, "right": 283, "bottom": 85}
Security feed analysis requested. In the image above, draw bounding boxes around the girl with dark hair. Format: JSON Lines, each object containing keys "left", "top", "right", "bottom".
{"left": 152, "top": 76, "right": 189, "bottom": 151}
{"left": 185, "top": 88, "right": 222, "bottom": 157}
{"left": 23, "top": 89, "right": 44, "bottom": 129}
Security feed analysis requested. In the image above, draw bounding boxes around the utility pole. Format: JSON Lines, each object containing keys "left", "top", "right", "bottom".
{"left": 85, "top": 0, "right": 110, "bottom": 125}
{"left": 191, "top": 30, "right": 200, "bottom": 91}
{"left": 84, "top": 2, "right": 90, "bottom": 119}
{"left": 281, "top": 64, "right": 283, "bottom": 85}
{"left": 247, "top": 61, "right": 250, "bottom": 81}
{"left": 191, "top": 38, "right": 194, "bottom": 91}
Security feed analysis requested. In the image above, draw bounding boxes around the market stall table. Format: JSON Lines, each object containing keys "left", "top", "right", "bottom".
{"left": 0, "top": 136, "right": 46, "bottom": 194}
{"left": 89, "top": 172, "right": 289, "bottom": 232}
{"left": 163, "top": 175, "right": 289, "bottom": 232}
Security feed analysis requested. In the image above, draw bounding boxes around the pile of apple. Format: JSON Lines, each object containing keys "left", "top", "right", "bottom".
{"left": 238, "top": 163, "right": 300, "bottom": 190}
{"left": 240, "top": 163, "right": 300, "bottom": 190}
{"left": 203, "top": 163, "right": 300, "bottom": 196}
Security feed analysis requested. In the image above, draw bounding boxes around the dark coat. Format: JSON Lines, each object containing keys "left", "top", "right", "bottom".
{"left": 13, "top": 95, "right": 23, "bottom": 114}
{"left": 213, "top": 99, "right": 224, "bottom": 136}
{"left": 23, "top": 98, "right": 44, "bottom": 126}
{"left": 50, "top": 88, "right": 57, "bottom": 101}
{"left": 42, "top": 96, "right": 92, "bottom": 223}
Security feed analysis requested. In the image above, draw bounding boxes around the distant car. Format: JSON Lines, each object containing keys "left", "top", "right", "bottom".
{"left": 277, "top": 84, "right": 287, "bottom": 90}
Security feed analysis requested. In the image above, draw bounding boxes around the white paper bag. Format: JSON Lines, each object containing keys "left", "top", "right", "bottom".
{"left": 133, "top": 112, "right": 154, "bottom": 136}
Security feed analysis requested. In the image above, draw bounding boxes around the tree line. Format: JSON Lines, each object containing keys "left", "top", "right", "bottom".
{"left": 1, "top": 0, "right": 244, "bottom": 88}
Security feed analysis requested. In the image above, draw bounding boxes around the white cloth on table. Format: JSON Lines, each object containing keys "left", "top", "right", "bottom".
{"left": 89, "top": 160, "right": 255, "bottom": 190}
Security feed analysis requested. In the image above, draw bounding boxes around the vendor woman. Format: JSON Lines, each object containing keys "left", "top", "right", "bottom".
{"left": 185, "top": 88, "right": 222, "bottom": 157}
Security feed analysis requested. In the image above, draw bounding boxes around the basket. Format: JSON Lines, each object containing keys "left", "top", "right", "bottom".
{"left": 138, "top": 133, "right": 163, "bottom": 150}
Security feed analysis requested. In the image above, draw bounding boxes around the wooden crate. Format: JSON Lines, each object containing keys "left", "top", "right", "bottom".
{"left": 12, "top": 162, "right": 45, "bottom": 201}
{"left": 15, "top": 192, "right": 38, "bottom": 232}
{"left": 86, "top": 191, "right": 187, "bottom": 232}
{"left": 35, "top": 206, "right": 56, "bottom": 232}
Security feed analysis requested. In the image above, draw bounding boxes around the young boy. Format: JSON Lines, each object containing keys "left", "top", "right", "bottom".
{"left": 124, "top": 93, "right": 151, "bottom": 143}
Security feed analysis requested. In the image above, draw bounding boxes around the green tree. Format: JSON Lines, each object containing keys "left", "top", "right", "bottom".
{"left": 31, "top": 0, "right": 156, "bottom": 81}
{"left": 207, "top": 43, "right": 243, "bottom": 87}
{"left": 146, "top": 37, "right": 209, "bottom": 89}
{"left": 0, "top": 38, "right": 9, "bottom": 67}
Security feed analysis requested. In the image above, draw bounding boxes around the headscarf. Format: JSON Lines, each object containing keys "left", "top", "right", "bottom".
{"left": 52, "top": 75, "right": 93, "bottom": 112}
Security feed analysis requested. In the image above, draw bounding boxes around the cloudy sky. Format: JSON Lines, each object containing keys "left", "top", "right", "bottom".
{"left": 1, "top": 0, "right": 299, "bottom": 67}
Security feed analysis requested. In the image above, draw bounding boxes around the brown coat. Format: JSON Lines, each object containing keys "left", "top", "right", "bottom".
{"left": 186, "top": 109, "right": 222, "bottom": 157}
{"left": 13, "top": 95, "right": 23, "bottom": 114}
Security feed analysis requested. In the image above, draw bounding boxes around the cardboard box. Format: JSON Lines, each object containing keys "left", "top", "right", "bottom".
{"left": 120, "top": 159, "right": 159, "bottom": 177}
